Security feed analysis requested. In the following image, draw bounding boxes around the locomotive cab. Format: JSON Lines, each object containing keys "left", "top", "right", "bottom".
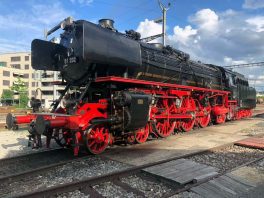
{"left": 225, "top": 71, "right": 238, "bottom": 100}
{"left": 222, "top": 68, "right": 256, "bottom": 109}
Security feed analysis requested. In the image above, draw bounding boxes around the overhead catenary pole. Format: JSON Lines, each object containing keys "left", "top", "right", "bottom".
{"left": 158, "top": 0, "right": 171, "bottom": 46}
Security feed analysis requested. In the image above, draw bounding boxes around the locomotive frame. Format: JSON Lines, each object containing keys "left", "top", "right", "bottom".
{"left": 5, "top": 17, "right": 255, "bottom": 156}
{"left": 7, "top": 75, "right": 252, "bottom": 156}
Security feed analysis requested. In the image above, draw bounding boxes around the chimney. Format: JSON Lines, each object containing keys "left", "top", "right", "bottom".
{"left": 99, "top": 19, "right": 115, "bottom": 31}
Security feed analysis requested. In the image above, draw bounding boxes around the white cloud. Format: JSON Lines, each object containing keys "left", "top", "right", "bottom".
{"left": 243, "top": 0, "right": 264, "bottom": 9}
{"left": 176, "top": 9, "right": 263, "bottom": 65}
{"left": 31, "top": 2, "right": 72, "bottom": 26}
{"left": 168, "top": 25, "right": 197, "bottom": 45}
{"left": 251, "top": 75, "right": 264, "bottom": 86}
{"left": 0, "top": 12, "right": 40, "bottom": 31}
{"left": 136, "top": 8, "right": 264, "bottom": 89}
{"left": 221, "top": 9, "right": 238, "bottom": 17}
{"left": 70, "top": 0, "right": 93, "bottom": 6}
{"left": 0, "top": 39, "right": 29, "bottom": 53}
{"left": 189, "top": 9, "right": 219, "bottom": 32}
{"left": 0, "top": 2, "right": 73, "bottom": 53}
{"left": 136, "top": 19, "right": 162, "bottom": 39}
{"left": 223, "top": 57, "right": 248, "bottom": 65}
{"left": 246, "top": 16, "right": 264, "bottom": 32}
{"left": 257, "top": 76, "right": 264, "bottom": 80}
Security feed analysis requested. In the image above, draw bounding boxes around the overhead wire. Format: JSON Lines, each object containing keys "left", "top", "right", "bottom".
{"left": 223, "top": 62, "right": 264, "bottom": 68}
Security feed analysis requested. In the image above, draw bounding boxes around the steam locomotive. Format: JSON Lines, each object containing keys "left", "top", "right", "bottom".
{"left": 6, "top": 17, "right": 256, "bottom": 155}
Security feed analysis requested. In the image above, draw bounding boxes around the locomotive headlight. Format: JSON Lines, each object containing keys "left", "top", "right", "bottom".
{"left": 176, "top": 98, "right": 181, "bottom": 108}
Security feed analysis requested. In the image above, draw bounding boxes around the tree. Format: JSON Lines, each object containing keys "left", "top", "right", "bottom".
{"left": 19, "top": 93, "right": 29, "bottom": 108}
{"left": 11, "top": 77, "right": 27, "bottom": 93}
{"left": 1, "top": 89, "right": 14, "bottom": 105}
{"left": 1, "top": 89, "right": 13, "bottom": 100}
{"left": 10, "top": 77, "right": 29, "bottom": 108}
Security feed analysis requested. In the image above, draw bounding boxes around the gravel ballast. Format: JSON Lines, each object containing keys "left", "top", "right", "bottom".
{"left": 121, "top": 175, "right": 173, "bottom": 198}
{"left": 188, "top": 145, "right": 264, "bottom": 173}
{"left": 93, "top": 181, "right": 138, "bottom": 198}
{"left": 57, "top": 190, "right": 90, "bottom": 198}
{"left": 0, "top": 157, "right": 130, "bottom": 198}
{"left": 169, "top": 191, "right": 202, "bottom": 198}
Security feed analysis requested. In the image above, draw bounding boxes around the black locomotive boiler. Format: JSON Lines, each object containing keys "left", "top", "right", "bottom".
{"left": 9, "top": 17, "right": 256, "bottom": 155}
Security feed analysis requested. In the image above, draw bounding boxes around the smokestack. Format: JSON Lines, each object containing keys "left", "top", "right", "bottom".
{"left": 99, "top": 19, "right": 115, "bottom": 31}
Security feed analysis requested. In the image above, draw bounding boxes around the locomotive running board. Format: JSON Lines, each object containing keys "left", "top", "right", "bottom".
{"left": 96, "top": 76, "right": 230, "bottom": 94}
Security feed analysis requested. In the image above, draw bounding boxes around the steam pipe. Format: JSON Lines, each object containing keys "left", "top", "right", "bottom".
{"left": 90, "top": 117, "right": 118, "bottom": 125}
{"left": 45, "top": 17, "right": 74, "bottom": 38}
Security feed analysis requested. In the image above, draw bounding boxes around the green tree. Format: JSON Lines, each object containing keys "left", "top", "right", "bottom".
{"left": 1, "top": 89, "right": 13, "bottom": 100}
{"left": 11, "top": 77, "right": 27, "bottom": 93}
{"left": 10, "top": 77, "right": 29, "bottom": 108}
{"left": 19, "top": 93, "right": 29, "bottom": 108}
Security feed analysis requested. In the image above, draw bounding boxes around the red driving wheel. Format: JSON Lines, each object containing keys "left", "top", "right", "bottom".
{"left": 181, "top": 119, "right": 195, "bottom": 132}
{"left": 153, "top": 98, "right": 176, "bottom": 137}
{"left": 180, "top": 97, "right": 196, "bottom": 132}
{"left": 198, "top": 114, "right": 211, "bottom": 128}
{"left": 216, "top": 114, "right": 226, "bottom": 124}
{"left": 154, "top": 119, "right": 176, "bottom": 137}
{"left": 85, "top": 125, "right": 110, "bottom": 154}
{"left": 135, "top": 124, "right": 150, "bottom": 144}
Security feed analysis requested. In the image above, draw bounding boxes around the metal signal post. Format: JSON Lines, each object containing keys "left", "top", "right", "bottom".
{"left": 158, "top": 0, "right": 171, "bottom": 46}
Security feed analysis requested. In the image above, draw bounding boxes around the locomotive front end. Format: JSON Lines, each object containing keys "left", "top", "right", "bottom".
{"left": 31, "top": 17, "right": 92, "bottom": 85}
{"left": 31, "top": 17, "right": 142, "bottom": 86}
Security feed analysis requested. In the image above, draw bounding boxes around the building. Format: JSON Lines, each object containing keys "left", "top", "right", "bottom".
{"left": 0, "top": 52, "right": 63, "bottom": 108}
{"left": 257, "top": 91, "right": 264, "bottom": 97}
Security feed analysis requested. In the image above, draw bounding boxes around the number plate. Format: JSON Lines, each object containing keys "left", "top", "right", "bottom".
{"left": 64, "top": 56, "right": 78, "bottom": 64}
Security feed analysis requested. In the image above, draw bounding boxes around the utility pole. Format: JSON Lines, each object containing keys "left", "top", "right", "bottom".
{"left": 158, "top": 0, "right": 171, "bottom": 46}
{"left": 44, "top": 28, "right": 48, "bottom": 40}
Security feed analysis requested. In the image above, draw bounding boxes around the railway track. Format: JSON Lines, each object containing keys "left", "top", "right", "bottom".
{"left": 0, "top": 149, "right": 129, "bottom": 198}
{"left": 0, "top": 148, "right": 78, "bottom": 178}
{"left": 0, "top": 114, "right": 262, "bottom": 197}
{"left": 1, "top": 149, "right": 99, "bottom": 182}
{"left": 9, "top": 141, "right": 263, "bottom": 198}
{"left": 0, "top": 148, "right": 96, "bottom": 198}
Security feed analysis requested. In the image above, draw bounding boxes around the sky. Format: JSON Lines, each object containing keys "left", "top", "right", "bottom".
{"left": 0, "top": 0, "right": 263, "bottom": 89}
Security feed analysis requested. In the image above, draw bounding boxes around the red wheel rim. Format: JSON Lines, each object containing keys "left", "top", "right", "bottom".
{"left": 198, "top": 114, "right": 210, "bottom": 128}
{"left": 86, "top": 125, "right": 109, "bottom": 154}
{"left": 154, "top": 119, "right": 176, "bottom": 137}
{"left": 179, "top": 97, "right": 196, "bottom": 132}
{"left": 236, "top": 111, "right": 242, "bottom": 120}
{"left": 216, "top": 114, "right": 226, "bottom": 124}
{"left": 245, "top": 110, "right": 251, "bottom": 118}
{"left": 181, "top": 119, "right": 195, "bottom": 132}
{"left": 153, "top": 98, "right": 176, "bottom": 137}
{"left": 135, "top": 124, "right": 149, "bottom": 144}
